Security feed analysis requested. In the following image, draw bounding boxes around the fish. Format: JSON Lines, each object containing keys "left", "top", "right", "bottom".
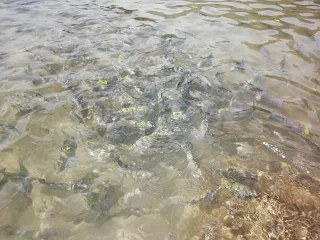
{"left": 232, "top": 60, "right": 245, "bottom": 72}
{"left": 280, "top": 55, "right": 286, "bottom": 70}
{"left": 0, "top": 168, "right": 8, "bottom": 190}
{"left": 55, "top": 138, "right": 78, "bottom": 173}
{"left": 197, "top": 54, "right": 214, "bottom": 70}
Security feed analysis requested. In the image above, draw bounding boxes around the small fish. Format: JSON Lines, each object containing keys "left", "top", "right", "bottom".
{"left": 301, "top": 98, "right": 313, "bottom": 111}
{"left": 0, "top": 124, "right": 20, "bottom": 147}
{"left": 0, "top": 168, "right": 8, "bottom": 190}
{"left": 56, "top": 138, "right": 78, "bottom": 173}
{"left": 164, "top": 233, "right": 173, "bottom": 240}
{"left": 176, "top": 77, "right": 185, "bottom": 89}
{"left": 263, "top": 141, "right": 285, "bottom": 158}
{"left": 197, "top": 54, "right": 213, "bottom": 70}
{"left": 24, "top": 64, "right": 32, "bottom": 75}
{"left": 260, "top": 46, "right": 274, "bottom": 61}
{"left": 215, "top": 72, "right": 225, "bottom": 77}
{"left": 0, "top": 225, "right": 58, "bottom": 240}
{"left": 232, "top": 60, "right": 245, "bottom": 72}
{"left": 280, "top": 56, "right": 286, "bottom": 70}
{"left": 294, "top": 41, "right": 309, "bottom": 57}
{"left": 304, "top": 127, "right": 311, "bottom": 136}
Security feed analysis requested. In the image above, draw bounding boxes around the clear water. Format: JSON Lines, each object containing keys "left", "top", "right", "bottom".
{"left": 0, "top": 0, "right": 320, "bottom": 239}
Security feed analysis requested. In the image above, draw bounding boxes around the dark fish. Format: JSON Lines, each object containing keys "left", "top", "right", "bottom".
{"left": 197, "top": 54, "right": 213, "bottom": 69}
{"left": 186, "top": 188, "right": 221, "bottom": 213}
{"left": 256, "top": 91, "right": 283, "bottom": 108}
{"left": 0, "top": 168, "right": 8, "bottom": 190}
{"left": 215, "top": 72, "right": 225, "bottom": 77}
{"left": 0, "top": 160, "right": 33, "bottom": 194}
{"left": 280, "top": 56, "right": 286, "bottom": 70}
{"left": 223, "top": 167, "right": 257, "bottom": 187}
{"left": 107, "top": 123, "right": 142, "bottom": 145}
{"left": 177, "top": 75, "right": 198, "bottom": 101}
{"left": 24, "top": 64, "right": 32, "bottom": 74}
{"left": 55, "top": 138, "right": 78, "bottom": 173}
{"left": 232, "top": 60, "right": 245, "bottom": 72}
{"left": 134, "top": 17, "right": 156, "bottom": 22}
{"left": 16, "top": 108, "right": 34, "bottom": 117}
{"left": 0, "top": 225, "right": 59, "bottom": 240}
{"left": 181, "top": 83, "right": 193, "bottom": 99}
{"left": 301, "top": 98, "right": 313, "bottom": 111}
{"left": 113, "top": 154, "right": 129, "bottom": 169}
{"left": 295, "top": 174, "right": 320, "bottom": 195}
{"left": 260, "top": 46, "right": 274, "bottom": 61}
{"left": 2, "top": 159, "right": 29, "bottom": 181}
{"left": 176, "top": 75, "right": 186, "bottom": 89}
{"left": 18, "top": 159, "right": 29, "bottom": 178}
{"left": 304, "top": 138, "right": 320, "bottom": 155}
{"left": 0, "top": 124, "right": 20, "bottom": 146}
{"left": 294, "top": 41, "right": 309, "bottom": 57}
{"left": 86, "top": 184, "right": 123, "bottom": 212}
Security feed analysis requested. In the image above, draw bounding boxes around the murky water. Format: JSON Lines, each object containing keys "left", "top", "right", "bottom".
{"left": 0, "top": 0, "right": 320, "bottom": 239}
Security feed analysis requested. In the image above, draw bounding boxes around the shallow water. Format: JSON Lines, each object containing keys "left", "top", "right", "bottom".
{"left": 0, "top": 0, "right": 320, "bottom": 239}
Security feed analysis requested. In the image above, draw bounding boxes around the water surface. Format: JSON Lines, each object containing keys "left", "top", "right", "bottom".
{"left": 0, "top": 0, "right": 320, "bottom": 239}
